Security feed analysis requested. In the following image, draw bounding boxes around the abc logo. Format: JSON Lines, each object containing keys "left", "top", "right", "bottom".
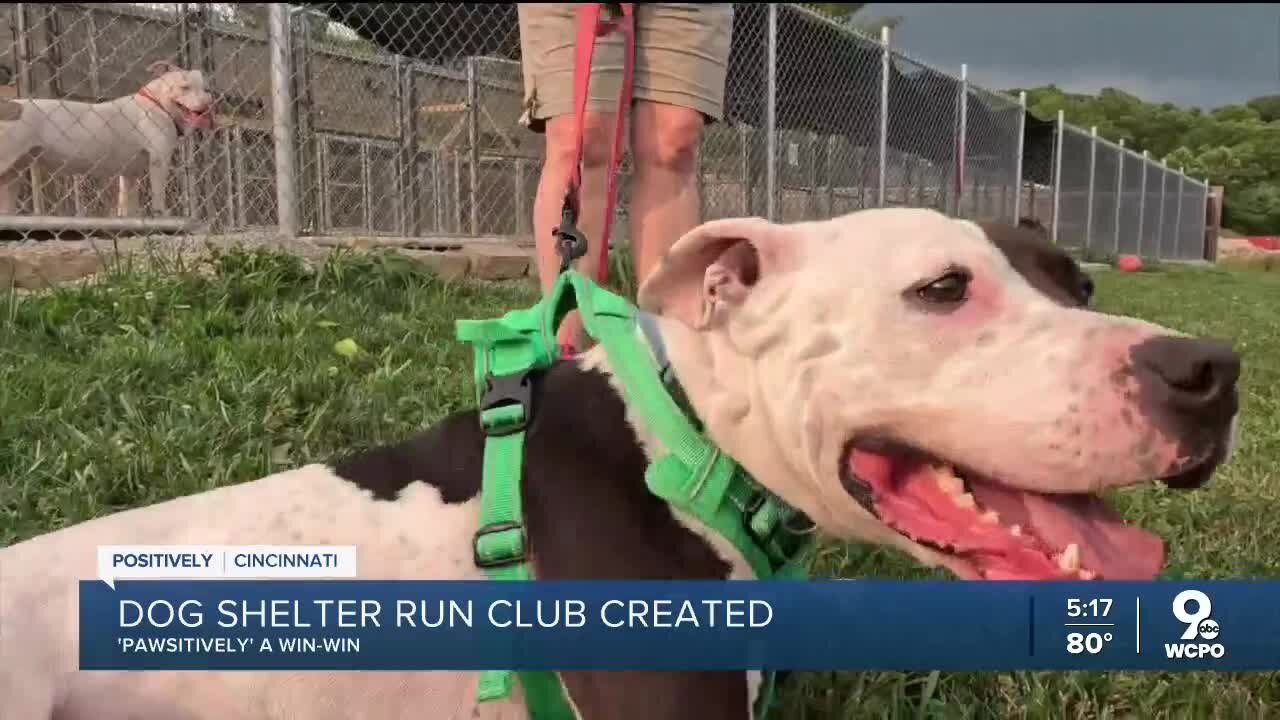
{"left": 1165, "top": 590, "right": 1226, "bottom": 660}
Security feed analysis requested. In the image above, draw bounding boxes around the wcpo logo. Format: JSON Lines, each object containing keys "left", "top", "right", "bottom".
{"left": 1164, "top": 589, "right": 1225, "bottom": 659}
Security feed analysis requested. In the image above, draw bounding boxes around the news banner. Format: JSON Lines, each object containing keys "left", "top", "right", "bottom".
{"left": 81, "top": 545, "right": 1279, "bottom": 672}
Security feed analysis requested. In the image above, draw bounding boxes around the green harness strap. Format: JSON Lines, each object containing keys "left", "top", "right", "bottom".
{"left": 455, "top": 269, "right": 815, "bottom": 720}
{"left": 456, "top": 285, "right": 575, "bottom": 719}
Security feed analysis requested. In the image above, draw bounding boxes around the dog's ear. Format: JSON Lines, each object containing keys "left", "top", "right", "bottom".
{"left": 637, "top": 216, "right": 802, "bottom": 329}
{"left": 147, "top": 60, "right": 181, "bottom": 77}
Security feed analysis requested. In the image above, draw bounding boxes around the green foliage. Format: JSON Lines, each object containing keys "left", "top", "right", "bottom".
{"left": 802, "top": 3, "right": 901, "bottom": 33}
{"left": 1014, "top": 85, "right": 1280, "bottom": 234}
{"left": 803, "top": 3, "right": 866, "bottom": 18}
{"left": 1227, "top": 184, "right": 1280, "bottom": 233}
{"left": 1246, "top": 94, "right": 1280, "bottom": 123}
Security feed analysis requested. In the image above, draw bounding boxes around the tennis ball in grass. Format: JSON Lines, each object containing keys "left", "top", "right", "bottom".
{"left": 333, "top": 338, "right": 361, "bottom": 357}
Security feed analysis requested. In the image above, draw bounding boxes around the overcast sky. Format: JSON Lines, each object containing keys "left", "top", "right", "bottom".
{"left": 863, "top": 3, "right": 1280, "bottom": 110}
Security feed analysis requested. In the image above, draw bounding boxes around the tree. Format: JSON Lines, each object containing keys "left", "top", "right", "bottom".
{"left": 1210, "top": 104, "right": 1262, "bottom": 123}
{"left": 1017, "top": 85, "right": 1280, "bottom": 233}
{"left": 1245, "top": 94, "right": 1280, "bottom": 123}
{"left": 225, "top": 4, "right": 343, "bottom": 48}
{"left": 804, "top": 3, "right": 866, "bottom": 18}
{"left": 803, "top": 3, "right": 902, "bottom": 33}
{"left": 1226, "top": 183, "right": 1280, "bottom": 234}
{"left": 226, "top": 4, "right": 268, "bottom": 30}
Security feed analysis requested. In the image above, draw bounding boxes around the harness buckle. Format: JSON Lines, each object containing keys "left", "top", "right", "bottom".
{"left": 744, "top": 489, "right": 816, "bottom": 573}
{"left": 473, "top": 521, "right": 528, "bottom": 569}
{"left": 479, "top": 370, "right": 534, "bottom": 436}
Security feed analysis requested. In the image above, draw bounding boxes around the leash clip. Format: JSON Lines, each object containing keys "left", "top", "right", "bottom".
{"left": 553, "top": 203, "right": 588, "bottom": 274}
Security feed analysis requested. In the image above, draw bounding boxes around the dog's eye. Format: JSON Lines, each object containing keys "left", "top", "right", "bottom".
{"left": 915, "top": 270, "right": 970, "bottom": 305}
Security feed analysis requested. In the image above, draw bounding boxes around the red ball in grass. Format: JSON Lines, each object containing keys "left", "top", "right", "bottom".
{"left": 1116, "top": 254, "right": 1143, "bottom": 272}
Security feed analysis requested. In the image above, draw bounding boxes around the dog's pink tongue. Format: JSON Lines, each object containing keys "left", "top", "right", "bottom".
{"left": 969, "top": 482, "right": 1165, "bottom": 580}
{"left": 185, "top": 109, "right": 213, "bottom": 130}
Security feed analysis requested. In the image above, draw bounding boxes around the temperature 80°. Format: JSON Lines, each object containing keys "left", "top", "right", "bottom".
{"left": 1067, "top": 631, "right": 1113, "bottom": 654}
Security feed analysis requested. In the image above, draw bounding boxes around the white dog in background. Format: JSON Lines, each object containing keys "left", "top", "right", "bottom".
{"left": 0, "top": 60, "right": 214, "bottom": 218}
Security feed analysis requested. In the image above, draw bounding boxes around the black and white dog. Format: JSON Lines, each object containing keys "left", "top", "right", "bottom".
{"left": 0, "top": 208, "right": 1240, "bottom": 720}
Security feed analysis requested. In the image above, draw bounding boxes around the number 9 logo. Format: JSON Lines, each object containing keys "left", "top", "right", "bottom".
{"left": 1172, "top": 589, "right": 1212, "bottom": 640}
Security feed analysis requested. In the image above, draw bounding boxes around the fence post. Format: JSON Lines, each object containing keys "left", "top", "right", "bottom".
{"left": 1013, "top": 91, "right": 1025, "bottom": 223}
{"left": 1157, "top": 158, "right": 1168, "bottom": 259}
{"left": 467, "top": 57, "right": 480, "bottom": 236}
{"left": 955, "top": 64, "right": 968, "bottom": 217}
{"left": 804, "top": 132, "right": 818, "bottom": 218}
{"left": 12, "top": 4, "right": 44, "bottom": 216}
{"left": 397, "top": 56, "right": 420, "bottom": 236}
{"left": 1174, "top": 167, "right": 1184, "bottom": 260}
{"left": 1050, "top": 109, "right": 1063, "bottom": 245}
{"left": 1201, "top": 178, "right": 1211, "bottom": 261}
{"left": 268, "top": 3, "right": 299, "bottom": 238}
{"left": 1136, "top": 150, "right": 1148, "bottom": 257}
{"left": 824, "top": 136, "right": 835, "bottom": 213}
{"left": 877, "top": 26, "right": 890, "bottom": 208}
{"left": 360, "top": 142, "right": 374, "bottom": 232}
{"left": 765, "top": 3, "right": 778, "bottom": 221}
{"left": 177, "top": 5, "right": 197, "bottom": 221}
{"left": 179, "top": 4, "right": 215, "bottom": 225}
{"left": 86, "top": 7, "right": 100, "bottom": 98}
{"left": 515, "top": 159, "right": 528, "bottom": 236}
{"left": 1085, "top": 126, "right": 1096, "bottom": 255}
{"left": 1113, "top": 138, "right": 1124, "bottom": 254}
{"left": 293, "top": 9, "right": 320, "bottom": 235}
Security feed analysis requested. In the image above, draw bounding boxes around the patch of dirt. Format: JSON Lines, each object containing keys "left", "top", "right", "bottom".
{"left": 1217, "top": 234, "right": 1280, "bottom": 260}
{"left": 1213, "top": 229, "right": 1280, "bottom": 271}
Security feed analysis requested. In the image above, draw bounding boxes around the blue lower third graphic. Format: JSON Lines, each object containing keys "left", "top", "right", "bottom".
{"left": 79, "top": 580, "right": 1280, "bottom": 672}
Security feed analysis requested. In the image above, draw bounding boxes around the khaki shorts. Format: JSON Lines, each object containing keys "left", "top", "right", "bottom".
{"left": 517, "top": 3, "right": 734, "bottom": 132}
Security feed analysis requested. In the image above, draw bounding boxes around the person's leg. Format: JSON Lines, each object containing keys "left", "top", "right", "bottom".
{"left": 626, "top": 3, "right": 734, "bottom": 289}
{"left": 628, "top": 102, "right": 705, "bottom": 287}
{"left": 518, "top": 2, "right": 630, "bottom": 352}
{"left": 533, "top": 113, "right": 616, "bottom": 351}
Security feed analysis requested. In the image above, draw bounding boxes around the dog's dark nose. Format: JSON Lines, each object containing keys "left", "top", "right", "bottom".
{"left": 1132, "top": 337, "right": 1240, "bottom": 418}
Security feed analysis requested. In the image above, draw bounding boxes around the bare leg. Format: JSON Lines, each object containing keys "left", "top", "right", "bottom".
{"left": 532, "top": 112, "right": 616, "bottom": 352}
{"left": 627, "top": 101, "right": 706, "bottom": 288}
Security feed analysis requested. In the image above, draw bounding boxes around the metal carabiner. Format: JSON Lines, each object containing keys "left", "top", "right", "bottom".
{"left": 553, "top": 202, "right": 588, "bottom": 274}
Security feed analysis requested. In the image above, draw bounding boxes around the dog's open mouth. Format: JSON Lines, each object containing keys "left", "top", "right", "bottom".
{"left": 841, "top": 437, "right": 1166, "bottom": 581}
{"left": 176, "top": 101, "right": 213, "bottom": 130}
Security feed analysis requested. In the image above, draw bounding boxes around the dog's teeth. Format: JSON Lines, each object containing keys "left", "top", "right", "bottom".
{"left": 979, "top": 510, "right": 1000, "bottom": 525}
{"left": 953, "top": 493, "right": 976, "bottom": 509}
{"left": 1009, "top": 524, "right": 1022, "bottom": 537}
{"left": 935, "top": 470, "right": 964, "bottom": 495}
{"left": 1057, "top": 543, "right": 1081, "bottom": 572}
{"left": 1079, "top": 570, "right": 1097, "bottom": 580}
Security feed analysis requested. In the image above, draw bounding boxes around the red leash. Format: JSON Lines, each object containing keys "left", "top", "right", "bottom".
{"left": 560, "top": 2, "right": 635, "bottom": 283}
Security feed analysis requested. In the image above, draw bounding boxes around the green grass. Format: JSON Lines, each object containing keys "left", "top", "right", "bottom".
{"left": 2, "top": 248, "right": 1278, "bottom": 718}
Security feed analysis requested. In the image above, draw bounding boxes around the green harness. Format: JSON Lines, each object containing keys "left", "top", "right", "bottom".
{"left": 455, "top": 268, "right": 815, "bottom": 720}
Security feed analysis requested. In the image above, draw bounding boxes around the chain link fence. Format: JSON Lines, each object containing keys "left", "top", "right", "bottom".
{"left": 1047, "top": 114, "right": 1210, "bottom": 262}
{"left": 0, "top": 2, "right": 1210, "bottom": 262}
